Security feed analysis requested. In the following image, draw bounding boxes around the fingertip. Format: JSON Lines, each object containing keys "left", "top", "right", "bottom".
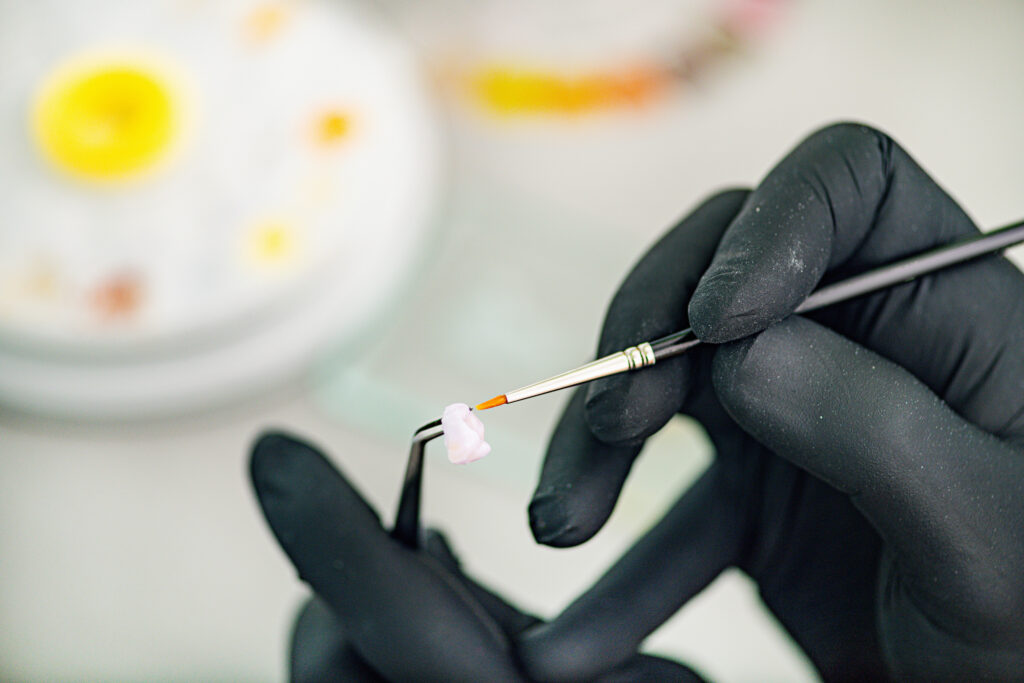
{"left": 709, "top": 318, "right": 860, "bottom": 495}
{"left": 528, "top": 489, "right": 585, "bottom": 547}
{"left": 529, "top": 390, "right": 642, "bottom": 547}
{"left": 687, "top": 268, "right": 762, "bottom": 344}
{"left": 249, "top": 430, "right": 320, "bottom": 504}
{"left": 688, "top": 122, "right": 901, "bottom": 346}
{"left": 687, "top": 222, "right": 822, "bottom": 345}
{"left": 804, "top": 120, "right": 891, "bottom": 158}
{"left": 710, "top": 315, "right": 858, "bottom": 424}
{"left": 249, "top": 429, "right": 384, "bottom": 557}
{"left": 527, "top": 450, "right": 633, "bottom": 548}
{"left": 250, "top": 429, "right": 300, "bottom": 481}
{"left": 710, "top": 319, "right": 805, "bottom": 424}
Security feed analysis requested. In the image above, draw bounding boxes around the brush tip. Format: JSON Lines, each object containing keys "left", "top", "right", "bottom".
{"left": 475, "top": 395, "right": 507, "bottom": 411}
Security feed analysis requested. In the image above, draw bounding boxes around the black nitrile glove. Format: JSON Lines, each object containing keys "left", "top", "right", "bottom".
{"left": 518, "top": 123, "right": 1024, "bottom": 682}
{"left": 249, "top": 432, "right": 705, "bottom": 682}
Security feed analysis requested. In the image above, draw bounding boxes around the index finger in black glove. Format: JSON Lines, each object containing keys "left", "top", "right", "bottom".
{"left": 689, "top": 122, "right": 1024, "bottom": 443}
{"left": 528, "top": 189, "right": 749, "bottom": 548}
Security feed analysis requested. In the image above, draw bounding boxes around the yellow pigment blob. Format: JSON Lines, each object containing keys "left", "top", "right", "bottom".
{"left": 313, "top": 109, "right": 351, "bottom": 147}
{"left": 246, "top": 220, "right": 300, "bottom": 267}
{"left": 470, "top": 64, "right": 669, "bottom": 115}
{"left": 31, "top": 54, "right": 183, "bottom": 181}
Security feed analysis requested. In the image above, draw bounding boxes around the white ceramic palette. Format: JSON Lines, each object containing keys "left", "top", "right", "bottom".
{"left": 0, "top": 0, "right": 440, "bottom": 416}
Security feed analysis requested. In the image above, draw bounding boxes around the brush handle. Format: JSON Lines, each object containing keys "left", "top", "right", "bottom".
{"left": 650, "top": 219, "right": 1024, "bottom": 361}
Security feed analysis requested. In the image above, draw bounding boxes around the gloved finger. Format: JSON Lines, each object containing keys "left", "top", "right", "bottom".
{"left": 290, "top": 596, "right": 384, "bottom": 683}
{"left": 250, "top": 432, "right": 527, "bottom": 683}
{"left": 529, "top": 191, "right": 748, "bottom": 548}
{"left": 584, "top": 188, "right": 750, "bottom": 446}
{"left": 688, "top": 122, "right": 980, "bottom": 345}
{"left": 810, "top": 249, "right": 1024, "bottom": 446}
{"left": 518, "top": 460, "right": 744, "bottom": 681}
{"left": 422, "top": 529, "right": 541, "bottom": 637}
{"left": 689, "top": 121, "right": 1024, "bottom": 444}
{"left": 712, "top": 316, "right": 1024, "bottom": 637}
{"left": 529, "top": 388, "right": 643, "bottom": 547}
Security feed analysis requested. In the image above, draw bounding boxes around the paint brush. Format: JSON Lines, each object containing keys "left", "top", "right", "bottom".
{"left": 392, "top": 218, "right": 1024, "bottom": 548}
{"left": 475, "top": 218, "right": 1024, "bottom": 412}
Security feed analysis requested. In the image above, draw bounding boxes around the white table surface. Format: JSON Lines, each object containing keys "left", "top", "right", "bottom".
{"left": 2, "top": 1, "right": 1023, "bottom": 680}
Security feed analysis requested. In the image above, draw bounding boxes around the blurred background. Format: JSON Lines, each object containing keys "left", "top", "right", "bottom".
{"left": 1, "top": 0, "right": 1022, "bottom": 680}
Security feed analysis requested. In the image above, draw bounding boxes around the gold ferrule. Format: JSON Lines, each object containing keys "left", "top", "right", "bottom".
{"left": 624, "top": 342, "right": 656, "bottom": 370}
{"left": 639, "top": 342, "right": 656, "bottom": 367}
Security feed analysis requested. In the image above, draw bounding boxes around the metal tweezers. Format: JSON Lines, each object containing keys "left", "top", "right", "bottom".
{"left": 391, "top": 418, "right": 444, "bottom": 548}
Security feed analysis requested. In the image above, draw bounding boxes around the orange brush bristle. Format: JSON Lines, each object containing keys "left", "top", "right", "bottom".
{"left": 475, "top": 395, "right": 507, "bottom": 411}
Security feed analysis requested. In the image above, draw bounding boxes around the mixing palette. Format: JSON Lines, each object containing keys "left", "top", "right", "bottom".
{"left": 0, "top": 0, "right": 440, "bottom": 415}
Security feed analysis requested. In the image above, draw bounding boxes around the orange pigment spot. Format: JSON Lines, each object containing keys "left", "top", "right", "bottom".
{"left": 92, "top": 272, "right": 143, "bottom": 320}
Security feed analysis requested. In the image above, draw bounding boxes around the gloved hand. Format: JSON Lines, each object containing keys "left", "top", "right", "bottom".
{"left": 249, "top": 432, "right": 705, "bottom": 682}
{"left": 518, "top": 122, "right": 1024, "bottom": 682}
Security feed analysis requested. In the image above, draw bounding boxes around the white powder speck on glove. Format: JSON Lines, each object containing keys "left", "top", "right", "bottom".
{"left": 441, "top": 403, "right": 491, "bottom": 465}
